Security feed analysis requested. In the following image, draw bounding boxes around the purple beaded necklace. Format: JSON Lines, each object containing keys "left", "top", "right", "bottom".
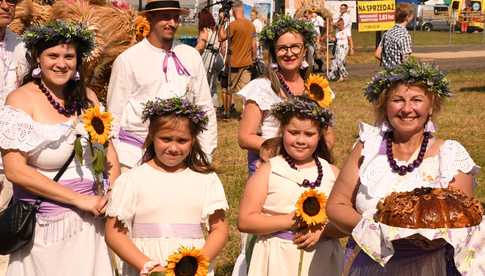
{"left": 283, "top": 151, "right": 323, "bottom": 188}
{"left": 38, "top": 80, "right": 77, "bottom": 117}
{"left": 385, "top": 131, "right": 431, "bottom": 176}
{"left": 276, "top": 72, "right": 293, "bottom": 97}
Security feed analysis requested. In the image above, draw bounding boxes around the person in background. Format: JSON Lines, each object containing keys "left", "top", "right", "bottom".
{"left": 328, "top": 18, "right": 351, "bottom": 82}
{"left": 107, "top": 0, "right": 217, "bottom": 170}
{"left": 335, "top": 4, "right": 354, "bottom": 55}
{"left": 375, "top": 3, "right": 414, "bottom": 69}
{"left": 195, "top": 8, "right": 224, "bottom": 108}
{"left": 218, "top": 0, "right": 256, "bottom": 119}
{"left": 250, "top": 7, "right": 264, "bottom": 61}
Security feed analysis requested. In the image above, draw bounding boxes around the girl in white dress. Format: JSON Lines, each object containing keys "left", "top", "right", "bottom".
{"left": 238, "top": 96, "right": 345, "bottom": 276}
{"left": 105, "top": 97, "right": 229, "bottom": 276}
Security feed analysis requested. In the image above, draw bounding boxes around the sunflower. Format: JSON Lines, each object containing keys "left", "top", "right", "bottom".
{"left": 83, "top": 106, "right": 112, "bottom": 145}
{"left": 135, "top": 15, "right": 150, "bottom": 42}
{"left": 165, "top": 246, "right": 209, "bottom": 276}
{"left": 295, "top": 189, "right": 327, "bottom": 227}
{"left": 305, "top": 74, "right": 333, "bottom": 108}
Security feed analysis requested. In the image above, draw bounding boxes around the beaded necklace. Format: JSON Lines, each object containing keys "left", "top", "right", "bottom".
{"left": 276, "top": 72, "right": 293, "bottom": 96}
{"left": 283, "top": 151, "right": 323, "bottom": 188}
{"left": 38, "top": 80, "right": 77, "bottom": 117}
{"left": 385, "top": 131, "right": 431, "bottom": 176}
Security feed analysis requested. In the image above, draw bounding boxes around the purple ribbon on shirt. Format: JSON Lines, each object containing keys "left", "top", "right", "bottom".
{"left": 119, "top": 128, "right": 144, "bottom": 148}
{"left": 162, "top": 50, "right": 191, "bottom": 81}
{"left": 132, "top": 223, "right": 203, "bottom": 239}
{"left": 13, "top": 178, "right": 103, "bottom": 217}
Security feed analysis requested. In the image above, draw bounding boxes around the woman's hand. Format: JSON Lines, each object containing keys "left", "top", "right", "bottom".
{"left": 72, "top": 194, "right": 106, "bottom": 216}
{"left": 293, "top": 226, "right": 324, "bottom": 251}
{"left": 148, "top": 265, "right": 166, "bottom": 274}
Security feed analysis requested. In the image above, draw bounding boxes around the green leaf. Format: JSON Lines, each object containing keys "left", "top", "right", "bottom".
{"left": 93, "top": 149, "right": 105, "bottom": 175}
{"left": 149, "top": 272, "right": 165, "bottom": 276}
{"left": 74, "top": 136, "right": 84, "bottom": 165}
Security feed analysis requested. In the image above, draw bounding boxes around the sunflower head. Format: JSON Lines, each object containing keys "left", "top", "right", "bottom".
{"left": 305, "top": 74, "right": 333, "bottom": 108}
{"left": 82, "top": 106, "right": 113, "bottom": 145}
{"left": 135, "top": 15, "right": 150, "bottom": 42}
{"left": 165, "top": 246, "right": 209, "bottom": 276}
{"left": 295, "top": 189, "right": 327, "bottom": 227}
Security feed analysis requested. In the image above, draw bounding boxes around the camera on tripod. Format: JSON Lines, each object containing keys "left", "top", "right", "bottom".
{"left": 215, "top": 0, "right": 233, "bottom": 19}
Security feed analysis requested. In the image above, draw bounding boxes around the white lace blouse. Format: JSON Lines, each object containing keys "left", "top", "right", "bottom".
{"left": 355, "top": 122, "right": 480, "bottom": 217}
{"left": 237, "top": 78, "right": 282, "bottom": 140}
{"left": 0, "top": 105, "right": 96, "bottom": 180}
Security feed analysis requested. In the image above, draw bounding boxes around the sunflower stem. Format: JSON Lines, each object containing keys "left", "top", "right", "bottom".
{"left": 297, "top": 249, "right": 304, "bottom": 276}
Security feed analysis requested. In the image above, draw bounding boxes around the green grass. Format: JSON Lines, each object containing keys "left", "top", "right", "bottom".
{"left": 211, "top": 68, "right": 485, "bottom": 275}
{"left": 352, "top": 30, "right": 485, "bottom": 49}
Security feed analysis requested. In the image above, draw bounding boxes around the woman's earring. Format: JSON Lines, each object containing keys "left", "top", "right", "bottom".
{"left": 31, "top": 66, "right": 41, "bottom": 78}
{"left": 72, "top": 71, "right": 80, "bottom": 81}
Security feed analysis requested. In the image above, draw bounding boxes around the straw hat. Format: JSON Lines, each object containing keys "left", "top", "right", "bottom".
{"left": 141, "top": 0, "right": 189, "bottom": 15}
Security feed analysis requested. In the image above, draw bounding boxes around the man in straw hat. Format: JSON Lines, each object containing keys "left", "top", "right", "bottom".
{"left": 107, "top": 0, "right": 217, "bottom": 170}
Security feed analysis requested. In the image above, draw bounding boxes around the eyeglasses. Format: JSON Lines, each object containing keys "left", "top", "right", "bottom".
{"left": 275, "top": 43, "right": 304, "bottom": 56}
{"left": 1, "top": 0, "right": 17, "bottom": 6}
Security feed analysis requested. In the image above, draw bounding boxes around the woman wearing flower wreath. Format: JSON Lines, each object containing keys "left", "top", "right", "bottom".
{"left": 0, "top": 20, "right": 120, "bottom": 275}
{"left": 238, "top": 96, "right": 344, "bottom": 275}
{"left": 238, "top": 15, "right": 335, "bottom": 176}
{"left": 326, "top": 59, "right": 480, "bottom": 275}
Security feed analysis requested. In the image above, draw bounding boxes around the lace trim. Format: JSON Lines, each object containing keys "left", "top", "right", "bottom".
{"left": 237, "top": 79, "right": 281, "bottom": 110}
{"left": 0, "top": 105, "right": 74, "bottom": 153}
{"left": 439, "top": 140, "right": 480, "bottom": 187}
{"left": 358, "top": 123, "right": 480, "bottom": 197}
{"left": 35, "top": 210, "right": 95, "bottom": 245}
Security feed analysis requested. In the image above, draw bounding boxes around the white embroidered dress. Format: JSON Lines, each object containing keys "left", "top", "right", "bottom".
{"left": 0, "top": 106, "right": 113, "bottom": 276}
{"left": 248, "top": 156, "right": 344, "bottom": 276}
{"left": 105, "top": 163, "right": 229, "bottom": 276}
{"left": 349, "top": 122, "right": 480, "bottom": 275}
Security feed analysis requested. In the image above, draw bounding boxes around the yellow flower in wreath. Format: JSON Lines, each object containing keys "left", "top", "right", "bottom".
{"left": 305, "top": 74, "right": 333, "bottom": 108}
{"left": 165, "top": 246, "right": 209, "bottom": 276}
{"left": 295, "top": 189, "right": 327, "bottom": 227}
{"left": 83, "top": 106, "right": 112, "bottom": 145}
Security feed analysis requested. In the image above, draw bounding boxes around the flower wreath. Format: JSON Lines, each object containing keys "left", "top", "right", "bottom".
{"left": 271, "top": 96, "right": 334, "bottom": 128}
{"left": 259, "top": 15, "right": 316, "bottom": 48}
{"left": 142, "top": 97, "right": 208, "bottom": 131}
{"left": 23, "top": 20, "right": 95, "bottom": 59}
{"left": 364, "top": 59, "right": 452, "bottom": 103}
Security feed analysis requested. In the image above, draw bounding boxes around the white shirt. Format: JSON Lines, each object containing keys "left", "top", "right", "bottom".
{"left": 107, "top": 39, "right": 217, "bottom": 168}
{"left": 336, "top": 30, "right": 350, "bottom": 46}
{"left": 311, "top": 16, "right": 324, "bottom": 36}
{"left": 0, "top": 29, "right": 27, "bottom": 106}
{"left": 339, "top": 13, "right": 352, "bottom": 37}
{"left": 252, "top": 18, "right": 264, "bottom": 34}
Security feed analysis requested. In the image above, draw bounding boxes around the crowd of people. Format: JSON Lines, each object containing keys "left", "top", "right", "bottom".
{"left": 0, "top": 0, "right": 482, "bottom": 275}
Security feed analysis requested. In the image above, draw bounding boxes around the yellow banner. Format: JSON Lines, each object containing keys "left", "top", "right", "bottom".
{"left": 357, "top": 0, "right": 396, "bottom": 32}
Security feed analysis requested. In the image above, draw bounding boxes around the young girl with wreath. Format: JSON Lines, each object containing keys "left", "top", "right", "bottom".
{"left": 238, "top": 96, "right": 345, "bottom": 275}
